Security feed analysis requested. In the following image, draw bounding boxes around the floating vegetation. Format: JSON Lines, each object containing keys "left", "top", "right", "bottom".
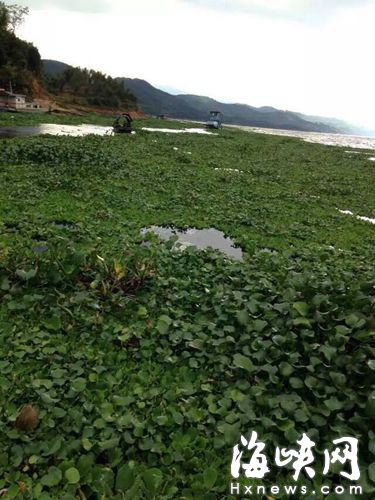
{"left": 0, "top": 115, "right": 374, "bottom": 497}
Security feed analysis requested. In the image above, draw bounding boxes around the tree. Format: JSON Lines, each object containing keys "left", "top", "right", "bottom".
{"left": 4, "top": 3, "right": 29, "bottom": 33}
{"left": 0, "top": 2, "right": 9, "bottom": 31}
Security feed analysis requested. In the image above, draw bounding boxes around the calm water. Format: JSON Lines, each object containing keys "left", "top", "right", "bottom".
{"left": 2, "top": 122, "right": 374, "bottom": 151}
{"left": 229, "top": 125, "right": 375, "bottom": 150}
{"left": 0, "top": 123, "right": 113, "bottom": 138}
{"left": 141, "top": 226, "right": 243, "bottom": 260}
{"left": 142, "top": 127, "right": 216, "bottom": 135}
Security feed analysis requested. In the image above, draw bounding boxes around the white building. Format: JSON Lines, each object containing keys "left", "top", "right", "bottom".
{"left": 0, "top": 88, "right": 26, "bottom": 109}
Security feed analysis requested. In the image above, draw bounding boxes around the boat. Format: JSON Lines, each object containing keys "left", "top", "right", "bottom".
{"left": 113, "top": 113, "right": 133, "bottom": 133}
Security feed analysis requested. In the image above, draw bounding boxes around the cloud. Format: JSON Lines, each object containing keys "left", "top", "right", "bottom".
{"left": 181, "top": 0, "right": 374, "bottom": 22}
{"left": 5, "top": 0, "right": 111, "bottom": 14}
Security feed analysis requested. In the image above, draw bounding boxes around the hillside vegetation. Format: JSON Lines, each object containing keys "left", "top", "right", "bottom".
{"left": 0, "top": 2, "right": 42, "bottom": 95}
{"left": 44, "top": 66, "right": 137, "bottom": 110}
{"left": 0, "top": 3, "right": 137, "bottom": 111}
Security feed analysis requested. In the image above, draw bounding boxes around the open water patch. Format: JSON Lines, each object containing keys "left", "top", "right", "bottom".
{"left": 32, "top": 245, "right": 49, "bottom": 253}
{"left": 229, "top": 125, "right": 375, "bottom": 150}
{"left": 140, "top": 226, "right": 243, "bottom": 260}
{"left": 0, "top": 124, "right": 113, "bottom": 138}
{"left": 338, "top": 209, "right": 375, "bottom": 225}
{"left": 50, "top": 220, "right": 76, "bottom": 230}
{"left": 141, "top": 127, "right": 216, "bottom": 135}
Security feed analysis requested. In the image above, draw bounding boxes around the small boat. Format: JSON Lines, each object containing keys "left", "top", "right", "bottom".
{"left": 113, "top": 123, "right": 132, "bottom": 134}
{"left": 113, "top": 113, "right": 133, "bottom": 133}
{"left": 206, "top": 110, "right": 223, "bottom": 130}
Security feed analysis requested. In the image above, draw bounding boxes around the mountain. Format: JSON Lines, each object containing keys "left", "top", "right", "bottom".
{"left": 120, "top": 78, "right": 340, "bottom": 133}
{"left": 42, "top": 59, "right": 137, "bottom": 110}
{"left": 43, "top": 60, "right": 348, "bottom": 133}
{"left": 43, "top": 59, "right": 71, "bottom": 77}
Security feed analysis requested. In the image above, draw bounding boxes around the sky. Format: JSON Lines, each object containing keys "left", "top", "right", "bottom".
{"left": 11, "top": 0, "right": 375, "bottom": 128}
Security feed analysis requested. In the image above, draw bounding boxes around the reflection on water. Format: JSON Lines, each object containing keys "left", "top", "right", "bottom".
{"left": 142, "top": 127, "right": 216, "bottom": 135}
{"left": 32, "top": 245, "right": 49, "bottom": 253}
{"left": 0, "top": 123, "right": 113, "bottom": 138}
{"left": 338, "top": 209, "right": 375, "bottom": 225}
{"left": 229, "top": 125, "right": 375, "bottom": 150}
{"left": 141, "top": 226, "right": 243, "bottom": 260}
{"left": 50, "top": 220, "right": 76, "bottom": 229}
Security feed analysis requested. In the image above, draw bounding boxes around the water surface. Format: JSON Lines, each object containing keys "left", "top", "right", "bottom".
{"left": 142, "top": 127, "right": 216, "bottom": 135}
{"left": 0, "top": 123, "right": 113, "bottom": 138}
{"left": 228, "top": 125, "right": 375, "bottom": 150}
{"left": 141, "top": 226, "right": 243, "bottom": 260}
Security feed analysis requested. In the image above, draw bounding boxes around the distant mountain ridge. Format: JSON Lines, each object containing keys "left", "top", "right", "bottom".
{"left": 43, "top": 60, "right": 349, "bottom": 133}
{"left": 120, "top": 78, "right": 340, "bottom": 133}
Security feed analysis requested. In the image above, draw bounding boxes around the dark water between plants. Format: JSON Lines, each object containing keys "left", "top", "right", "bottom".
{"left": 141, "top": 226, "right": 243, "bottom": 260}
{"left": 0, "top": 124, "right": 113, "bottom": 138}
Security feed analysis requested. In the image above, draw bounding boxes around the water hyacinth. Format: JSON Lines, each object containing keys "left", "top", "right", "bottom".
{"left": 0, "top": 116, "right": 374, "bottom": 497}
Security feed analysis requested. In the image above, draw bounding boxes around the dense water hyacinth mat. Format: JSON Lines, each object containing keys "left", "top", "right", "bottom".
{"left": 0, "top": 116, "right": 374, "bottom": 498}
{"left": 141, "top": 226, "right": 244, "bottom": 260}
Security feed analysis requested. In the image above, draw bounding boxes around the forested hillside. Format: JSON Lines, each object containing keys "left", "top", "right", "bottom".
{"left": 0, "top": 2, "right": 137, "bottom": 111}
{"left": 0, "top": 2, "right": 42, "bottom": 95}
{"left": 44, "top": 66, "right": 137, "bottom": 110}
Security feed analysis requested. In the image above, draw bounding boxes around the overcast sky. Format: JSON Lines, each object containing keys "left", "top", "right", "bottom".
{"left": 12, "top": 0, "right": 375, "bottom": 128}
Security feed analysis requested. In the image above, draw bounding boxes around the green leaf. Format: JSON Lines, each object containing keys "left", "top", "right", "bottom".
{"left": 293, "top": 317, "right": 311, "bottom": 327}
{"left": 156, "top": 315, "right": 172, "bottom": 334}
{"left": 41, "top": 466, "right": 62, "bottom": 487}
{"left": 142, "top": 468, "right": 163, "bottom": 494}
{"left": 293, "top": 302, "right": 309, "bottom": 317}
{"left": 254, "top": 319, "right": 267, "bottom": 332}
{"left": 65, "top": 467, "right": 80, "bottom": 484}
{"left": 366, "top": 394, "right": 375, "bottom": 418}
{"left": 72, "top": 378, "right": 86, "bottom": 392}
{"left": 99, "top": 437, "right": 120, "bottom": 451}
{"left": 16, "top": 268, "right": 37, "bottom": 280}
{"left": 233, "top": 354, "right": 254, "bottom": 373}
{"left": 44, "top": 315, "right": 61, "bottom": 331}
{"left": 369, "top": 463, "right": 375, "bottom": 483}
{"left": 236, "top": 309, "right": 249, "bottom": 325}
{"left": 189, "top": 339, "right": 204, "bottom": 350}
{"left": 273, "top": 335, "right": 286, "bottom": 346}
{"left": 330, "top": 372, "right": 346, "bottom": 386}
{"left": 0, "top": 276, "right": 10, "bottom": 291}
{"left": 116, "top": 464, "right": 135, "bottom": 491}
{"left": 82, "top": 438, "right": 93, "bottom": 451}
{"left": 279, "top": 362, "right": 294, "bottom": 377}
{"left": 324, "top": 397, "right": 344, "bottom": 411}
{"left": 289, "top": 377, "right": 304, "bottom": 389}
{"left": 203, "top": 467, "right": 218, "bottom": 488}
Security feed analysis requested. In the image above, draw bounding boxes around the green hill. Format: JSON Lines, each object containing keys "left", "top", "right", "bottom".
{"left": 43, "top": 63, "right": 137, "bottom": 110}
